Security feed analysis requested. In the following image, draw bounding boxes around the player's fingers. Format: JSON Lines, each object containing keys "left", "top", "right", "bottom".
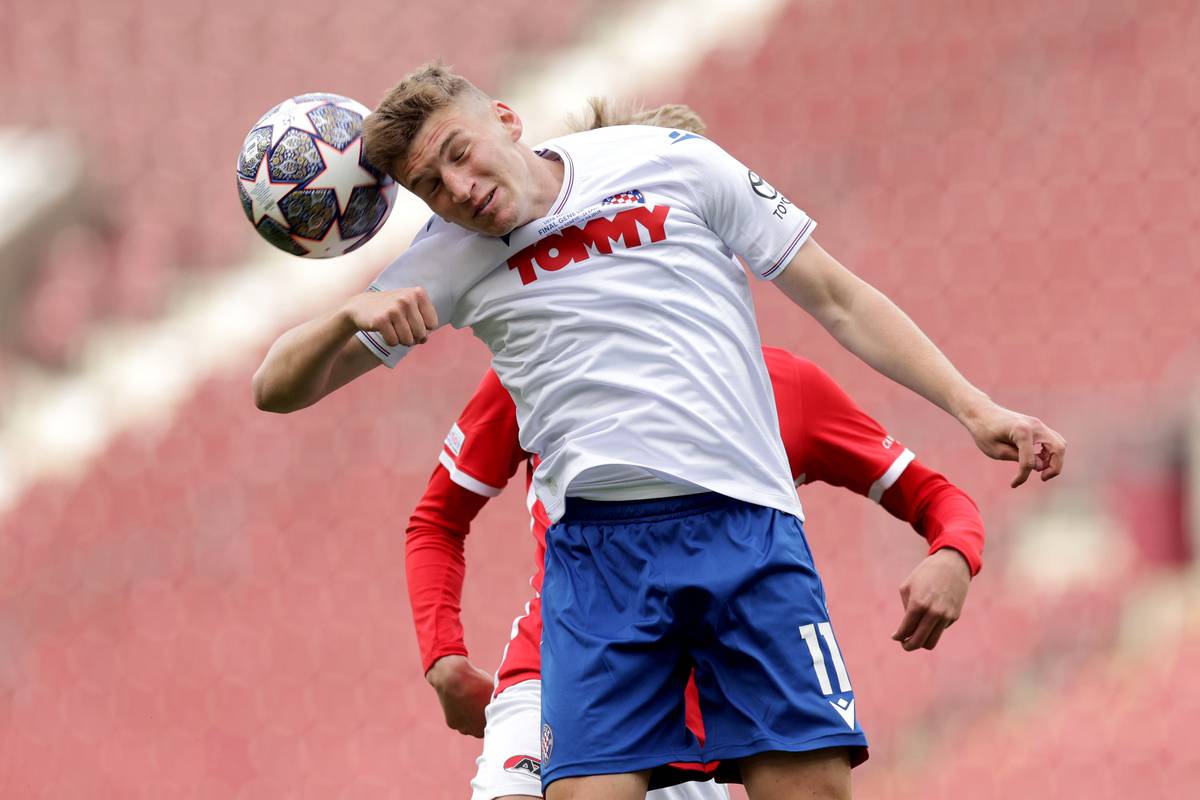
{"left": 1011, "top": 424, "right": 1036, "bottom": 488}
{"left": 452, "top": 718, "right": 482, "bottom": 738}
{"left": 406, "top": 302, "right": 429, "bottom": 343}
{"left": 1041, "top": 449, "right": 1063, "bottom": 481}
{"left": 389, "top": 309, "right": 416, "bottom": 347}
{"left": 922, "top": 620, "right": 950, "bottom": 651}
{"left": 902, "top": 611, "right": 940, "bottom": 652}
{"left": 892, "top": 604, "right": 922, "bottom": 642}
{"left": 377, "top": 319, "right": 400, "bottom": 348}
{"left": 415, "top": 288, "right": 439, "bottom": 331}
{"left": 1039, "top": 434, "right": 1067, "bottom": 481}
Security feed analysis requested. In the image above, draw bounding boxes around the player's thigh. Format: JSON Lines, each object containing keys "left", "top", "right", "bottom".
{"left": 471, "top": 681, "right": 545, "bottom": 800}
{"left": 689, "top": 510, "right": 866, "bottom": 764}
{"left": 740, "top": 748, "right": 851, "bottom": 800}
{"left": 541, "top": 514, "right": 699, "bottom": 784}
{"left": 544, "top": 770, "right": 650, "bottom": 800}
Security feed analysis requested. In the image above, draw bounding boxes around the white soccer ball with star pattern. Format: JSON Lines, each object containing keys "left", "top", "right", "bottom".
{"left": 237, "top": 93, "right": 397, "bottom": 258}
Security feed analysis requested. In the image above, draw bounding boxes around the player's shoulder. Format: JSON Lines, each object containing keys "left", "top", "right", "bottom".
{"left": 460, "top": 368, "right": 517, "bottom": 422}
{"left": 762, "top": 348, "right": 854, "bottom": 413}
{"left": 410, "top": 211, "right": 466, "bottom": 246}
{"left": 541, "top": 124, "right": 711, "bottom": 164}
{"left": 473, "top": 367, "right": 511, "bottom": 405}
{"left": 762, "top": 346, "right": 823, "bottom": 381}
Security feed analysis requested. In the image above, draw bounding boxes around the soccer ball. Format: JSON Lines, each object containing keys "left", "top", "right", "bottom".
{"left": 236, "top": 93, "right": 397, "bottom": 258}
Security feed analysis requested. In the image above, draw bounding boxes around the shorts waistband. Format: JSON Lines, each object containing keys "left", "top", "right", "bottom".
{"left": 559, "top": 491, "right": 742, "bottom": 523}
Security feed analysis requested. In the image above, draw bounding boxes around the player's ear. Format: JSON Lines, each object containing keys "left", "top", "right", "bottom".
{"left": 493, "top": 101, "right": 523, "bottom": 142}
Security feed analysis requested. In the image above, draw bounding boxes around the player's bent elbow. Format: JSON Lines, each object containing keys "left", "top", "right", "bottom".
{"left": 251, "top": 369, "right": 310, "bottom": 414}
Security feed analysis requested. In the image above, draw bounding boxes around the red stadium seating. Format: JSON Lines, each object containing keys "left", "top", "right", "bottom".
{"left": 855, "top": 625, "right": 1200, "bottom": 799}
{"left": 0, "top": 0, "right": 605, "bottom": 362}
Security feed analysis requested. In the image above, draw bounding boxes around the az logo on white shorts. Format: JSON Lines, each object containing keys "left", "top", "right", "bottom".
{"left": 503, "top": 755, "right": 542, "bottom": 777}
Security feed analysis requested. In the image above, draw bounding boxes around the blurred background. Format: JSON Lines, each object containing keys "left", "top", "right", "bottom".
{"left": 0, "top": 0, "right": 1198, "bottom": 796}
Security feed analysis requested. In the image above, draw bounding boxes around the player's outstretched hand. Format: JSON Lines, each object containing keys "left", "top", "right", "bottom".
{"left": 962, "top": 401, "right": 1066, "bottom": 488}
{"left": 425, "top": 655, "right": 494, "bottom": 738}
{"left": 892, "top": 549, "right": 971, "bottom": 652}
{"left": 342, "top": 287, "right": 438, "bottom": 348}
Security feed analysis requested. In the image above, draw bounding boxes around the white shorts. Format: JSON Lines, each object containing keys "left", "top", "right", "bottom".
{"left": 470, "top": 679, "right": 729, "bottom": 800}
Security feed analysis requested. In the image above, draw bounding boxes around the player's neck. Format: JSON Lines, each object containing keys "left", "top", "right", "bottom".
{"left": 527, "top": 148, "right": 566, "bottom": 218}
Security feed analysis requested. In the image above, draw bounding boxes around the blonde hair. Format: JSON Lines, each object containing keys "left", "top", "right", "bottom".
{"left": 363, "top": 61, "right": 490, "bottom": 178}
{"left": 567, "top": 97, "right": 706, "bottom": 135}
{"left": 364, "top": 64, "right": 706, "bottom": 178}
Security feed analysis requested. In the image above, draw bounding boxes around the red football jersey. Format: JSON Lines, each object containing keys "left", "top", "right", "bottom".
{"left": 405, "top": 347, "right": 985, "bottom": 700}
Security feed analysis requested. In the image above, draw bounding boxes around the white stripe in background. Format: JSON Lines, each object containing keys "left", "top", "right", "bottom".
{"left": 0, "top": 0, "right": 792, "bottom": 516}
{"left": 868, "top": 448, "right": 916, "bottom": 503}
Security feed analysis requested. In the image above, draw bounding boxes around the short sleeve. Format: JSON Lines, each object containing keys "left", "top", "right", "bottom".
{"left": 661, "top": 135, "right": 816, "bottom": 281}
{"left": 356, "top": 218, "right": 497, "bottom": 367}
{"left": 438, "top": 369, "right": 527, "bottom": 496}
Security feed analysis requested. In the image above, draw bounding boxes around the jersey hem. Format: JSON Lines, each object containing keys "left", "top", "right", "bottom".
{"left": 541, "top": 466, "right": 805, "bottom": 525}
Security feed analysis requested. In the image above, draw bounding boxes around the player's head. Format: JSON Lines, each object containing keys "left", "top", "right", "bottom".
{"left": 364, "top": 62, "right": 546, "bottom": 237}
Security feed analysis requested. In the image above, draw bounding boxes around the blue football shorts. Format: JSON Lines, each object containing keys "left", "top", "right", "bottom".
{"left": 539, "top": 492, "right": 868, "bottom": 790}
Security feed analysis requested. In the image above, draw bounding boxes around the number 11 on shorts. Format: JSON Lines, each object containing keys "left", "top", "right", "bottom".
{"left": 798, "top": 622, "right": 852, "bottom": 695}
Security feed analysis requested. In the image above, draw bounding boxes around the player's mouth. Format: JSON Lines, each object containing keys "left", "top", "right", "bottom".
{"left": 473, "top": 188, "right": 496, "bottom": 218}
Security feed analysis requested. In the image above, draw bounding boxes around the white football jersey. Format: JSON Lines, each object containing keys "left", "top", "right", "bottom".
{"left": 359, "top": 125, "right": 815, "bottom": 522}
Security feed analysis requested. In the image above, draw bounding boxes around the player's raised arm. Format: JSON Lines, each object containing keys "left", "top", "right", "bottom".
{"left": 773, "top": 238, "right": 1066, "bottom": 488}
{"left": 661, "top": 134, "right": 1064, "bottom": 487}
{"left": 252, "top": 286, "right": 437, "bottom": 413}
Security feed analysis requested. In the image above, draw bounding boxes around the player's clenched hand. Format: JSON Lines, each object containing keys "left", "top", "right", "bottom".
{"left": 341, "top": 287, "right": 438, "bottom": 347}
{"left": 892, "top": 548, "right": 971, "bottom": 652}
{"left": 425, "top": 655, "right": 494, "bottom": 738}
{"left": 961, "top": 401, "right": 1066, "bottom": 488}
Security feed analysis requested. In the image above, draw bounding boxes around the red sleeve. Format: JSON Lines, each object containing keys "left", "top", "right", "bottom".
{"left": 770, "top": 351, "right": 909, "bottom": 495}
{"left": 880, "top": 460, "right": 985, "bottom": 576}
{"left": 437, "top": 369, "right": 527, "bottom": 496}
{"left": 405, "top": 369, "right": 527, "bottom": 674}
{"left": 766, "top": 349, "right": 985, "bottom": 575}
{"left": 406, "top": 466, "right": 489, "bottom": 673}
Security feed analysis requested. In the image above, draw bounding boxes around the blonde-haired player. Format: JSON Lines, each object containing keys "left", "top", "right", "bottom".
{"left": 254, "top": 63, "right": 1065, "bottom": 799}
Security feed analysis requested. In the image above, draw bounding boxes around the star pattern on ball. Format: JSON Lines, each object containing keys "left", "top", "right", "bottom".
{"left": 292, "top": 215, "right": 367, "bottom": 257}
{"left": 238, "top": 152, "right": 293, "bottom": 229}
{"left": 260, "top": 97, "right": 328, "bottom": 149}
{"left": 306, "top": 137, "right": 381, "bottom": 217}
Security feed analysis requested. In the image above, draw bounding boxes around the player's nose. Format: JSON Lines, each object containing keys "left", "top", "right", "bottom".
{"left": 445, "top": 170, "right": 472, "bottom": 205}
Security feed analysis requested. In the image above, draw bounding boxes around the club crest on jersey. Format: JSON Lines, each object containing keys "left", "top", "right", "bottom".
{"left": 507, "top": 205, "right": 671, "bottom": 285}
{"left": 503, "top": 754, "right": 542, "bottom": 777}
{"left": 601, "top": 189, "right": 644, "bottom": 206}
{"left": 444, "top": 422, "right": 466, "bottom": 456}
{"left": 541, "top": 723, "right": 554, "bottom": 764}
